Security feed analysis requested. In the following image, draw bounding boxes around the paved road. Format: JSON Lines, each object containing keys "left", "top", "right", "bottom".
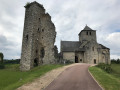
{"left": 44, "top": 64, "right": 102, "bottom": 90}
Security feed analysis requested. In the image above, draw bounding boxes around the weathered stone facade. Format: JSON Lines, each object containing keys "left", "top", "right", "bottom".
{"left": 20, "top": 1, "right": 56, "bottom": 71}
{"left": 61, "top": 25, "right": 111, "bottom": 64}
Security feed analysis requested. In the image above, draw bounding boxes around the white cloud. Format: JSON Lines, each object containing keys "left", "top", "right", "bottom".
{"left": 111, "top": 55, "right": 120, "bottom": 59}
{"left": 0, "top": 0, "right": 120, "bottom": 59}
{"left": 106, "top": 32, "right": 120, "bottom": 48}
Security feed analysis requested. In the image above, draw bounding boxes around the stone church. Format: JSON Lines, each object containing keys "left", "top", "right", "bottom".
{"left": 20, "top": 1, "right": 57, "bottom": 71}
{"left": 61, "top": 25, "right": 111, "bottom": 64}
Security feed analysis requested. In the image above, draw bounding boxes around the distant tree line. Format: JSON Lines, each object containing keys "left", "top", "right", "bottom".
{"left": 111, "top": 59, "right": 120, "bottom": 64}
{"left": 3, "top": 59, "right": 20, "bottom": 64}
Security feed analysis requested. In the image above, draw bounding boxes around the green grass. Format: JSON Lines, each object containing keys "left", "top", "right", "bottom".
{"left": 111, "top": 64, "right": 120, "bottom": 79}
{"left": 89, "top": 64, "right": 120, "bottom": 90}
{"left": 0, "top": 64, "right": 64, "bottom": 90}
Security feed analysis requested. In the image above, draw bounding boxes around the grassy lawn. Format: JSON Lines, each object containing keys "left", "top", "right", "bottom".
{"left": 89, "top": 64, "right": 120, "bottom": 90}
{"left": 0, "top": 64, "right": 64, "bottom": 90}
{"left": 111, "top": 64, "right": 120, "bottom": 80}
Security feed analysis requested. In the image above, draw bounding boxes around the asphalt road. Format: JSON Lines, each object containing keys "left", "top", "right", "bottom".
{"left": 44, "top": 64, "right": 102, "bottom": 90}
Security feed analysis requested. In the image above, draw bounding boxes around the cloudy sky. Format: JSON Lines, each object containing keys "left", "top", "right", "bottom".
{"left": 0, "top": 0, "right": 120, "bottom": 59}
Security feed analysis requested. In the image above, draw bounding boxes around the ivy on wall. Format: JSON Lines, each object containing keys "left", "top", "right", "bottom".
{"left": 25, "top": 2, "right": 31, "bottom": 8}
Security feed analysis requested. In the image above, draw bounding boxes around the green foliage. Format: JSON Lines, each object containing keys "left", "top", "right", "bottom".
{"left": 25, "top": 2, "right": 31, "bottom": 8}
{"left": 89, "top": 66, "right": 120, "bottom": 90}
{"left": 111, "top": 58, "right": 120, "bottom": 64}
{"left": 0, "top": 63, "right": 5, "bottom": 69}
{"left": 65, "top": 60, "right": 74, "bottom": 64}
{"left": 96, "top": 63, "right": 112, "bottom": 73}
{"left": 4, "top": 59, "right": 20, "bottom": 64}
{"left": 0, "top": 64, "right": 63, "bottom": 90}
{"left": 0, "top": 52, "right": 4, "bottom": 63}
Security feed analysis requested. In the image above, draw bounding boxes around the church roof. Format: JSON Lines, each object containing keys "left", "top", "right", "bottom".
{"left": 61, "top": 41, "right": 85, "bottom": 52}
{"left": 78, "top": 25, "right": 95, "bottom": 35}
{"left": 99, "top": 44, "right": 110, "bottom": 50}
{"left": 83, "top": 25, "right": 93, "bottom": 30}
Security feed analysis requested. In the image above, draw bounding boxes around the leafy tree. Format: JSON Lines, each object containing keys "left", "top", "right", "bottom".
{"left": 117, "top": 59, "right": 120, "bottom": 64}
{"left": 0, "top": 52, "right": 4, "bottom": 63}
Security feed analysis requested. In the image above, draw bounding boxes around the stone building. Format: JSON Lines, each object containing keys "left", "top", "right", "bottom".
{"left": 61, "top": 25, "right": 110, "bottom": 64}
{"left": 20, "top": 1, "right": 56, "bottom": 71}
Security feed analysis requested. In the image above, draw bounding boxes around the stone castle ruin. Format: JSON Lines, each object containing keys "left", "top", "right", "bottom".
{"left": 20, "top": 1, "right": 56, "bottom": 71}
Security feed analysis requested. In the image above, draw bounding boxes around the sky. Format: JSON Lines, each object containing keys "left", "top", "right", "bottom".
{"left": 0, "top": 0, "right": 120, "bottom": 59}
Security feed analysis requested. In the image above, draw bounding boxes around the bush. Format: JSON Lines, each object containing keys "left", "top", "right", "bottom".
{"left": 96, "top": 63, "right": 112, "bottom": 73}
{"left": 0, "top": 63, "right": 5, "bottom": 69}
{"left": 25, "top": 2, "right": 31, "bottom": 8}
{"left": 65, "top": 60, "right": 74, "bottom": 64}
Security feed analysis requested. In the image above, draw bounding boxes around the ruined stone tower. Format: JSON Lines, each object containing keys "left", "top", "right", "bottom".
{"left": 20, "top": 1, "right": 56, "bottom": 71}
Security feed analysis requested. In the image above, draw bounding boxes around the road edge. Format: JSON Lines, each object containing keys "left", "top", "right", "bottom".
{"left": 88, "top": 65, "right": 104, "bottom": 90}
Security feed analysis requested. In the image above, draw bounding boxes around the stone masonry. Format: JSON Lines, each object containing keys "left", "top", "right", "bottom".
{"left": 20, "top": 1, "right": 56, "bottom": 71}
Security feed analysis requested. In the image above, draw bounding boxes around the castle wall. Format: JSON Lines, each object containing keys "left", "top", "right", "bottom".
{"left": 20, "top": 2, "right": 56, "bottom": 71}
{"left": 63, "top": 52, "right": 75, "bottom": 62}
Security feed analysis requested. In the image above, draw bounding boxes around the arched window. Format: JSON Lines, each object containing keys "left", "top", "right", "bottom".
{"left": 90, "top": 32, "right": 91, "bottom": 35}
{"left": 39, "top": 18, "right": 40, "bottom": 21}
{"left": 36, "top": 50, "right": 38, "bottom": 54}
{"left": 86, "top": 32, "right": 88, "bottom": 35}
{"left": 92, "top": 47, "right": 94, "bottom": 51}
{"left": 38, "top": 28, "right": 40, "bottom": 32}
{"left": 26, "top": 34, "right": 28, "bottom": 41}
{"left": 41, "top": 48, "right": 45, "bottom": 58}
{"left": 42, "top": 29, "right": 44, "bottom": 32}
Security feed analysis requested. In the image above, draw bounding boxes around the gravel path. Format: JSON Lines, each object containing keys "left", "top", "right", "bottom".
{"left": 17, "top": 63, "right": 80, "bottom": 90}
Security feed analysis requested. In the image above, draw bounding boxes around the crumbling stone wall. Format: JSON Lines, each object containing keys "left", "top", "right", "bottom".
{"left": 20, "top": 1, "right": 56, "bottom": 71}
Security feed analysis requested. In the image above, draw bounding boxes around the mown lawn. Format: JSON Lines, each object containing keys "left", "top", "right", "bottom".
{"left": 0, "top": 64, "right": 64, "bottom": 90}
{"left": 89, "top": 64, "right": 120, "bottom": 90}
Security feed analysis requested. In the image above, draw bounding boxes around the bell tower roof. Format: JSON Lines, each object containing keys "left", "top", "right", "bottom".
{"left": 83, "top": 25, "right": 92, "bottom": 30}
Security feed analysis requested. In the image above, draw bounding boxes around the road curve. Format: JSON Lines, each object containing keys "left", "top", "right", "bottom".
{"left": 44, "top": 64, "right": 102, "bottom": 90}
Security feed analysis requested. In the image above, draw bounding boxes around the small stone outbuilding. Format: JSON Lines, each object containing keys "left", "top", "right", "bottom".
{"left": 61, "top": 25, "right": 111, "bottom": 64}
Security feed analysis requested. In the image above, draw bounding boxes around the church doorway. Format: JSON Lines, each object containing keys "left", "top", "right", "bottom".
{"left": 75, "top": 56, "right": 78, "bottom": 63}
{"left": 94, "top": 59, "right": 96, "bottom": 64}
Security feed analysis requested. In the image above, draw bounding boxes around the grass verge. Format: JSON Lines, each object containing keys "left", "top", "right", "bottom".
{"left": 0, "top": 64, "right": 64, "bottom": 90}
{"left": 89, "top": 65, "right": 120, "bottom": 90}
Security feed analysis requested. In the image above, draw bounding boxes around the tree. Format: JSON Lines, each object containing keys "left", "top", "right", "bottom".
{"left": 0, "top": 52, "right": 4, "bottom": 63}
{"left": 117, "top": 59, "right": 120, "bottom": 64}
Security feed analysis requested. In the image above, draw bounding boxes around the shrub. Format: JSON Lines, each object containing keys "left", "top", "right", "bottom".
{"left": 0, "top": 63, "right": 5, "bottom": 69}
{"left": 25, "top": 2, "right": 31, "bottom": 8}
{"left": 0, "top": 52, "right": 4, "bottom": 63}
{"left": 96, "top": 63, "right": 112, "bottom": 73}
{"left": 65, "top": 60, "right": 74, "bottom": 64}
